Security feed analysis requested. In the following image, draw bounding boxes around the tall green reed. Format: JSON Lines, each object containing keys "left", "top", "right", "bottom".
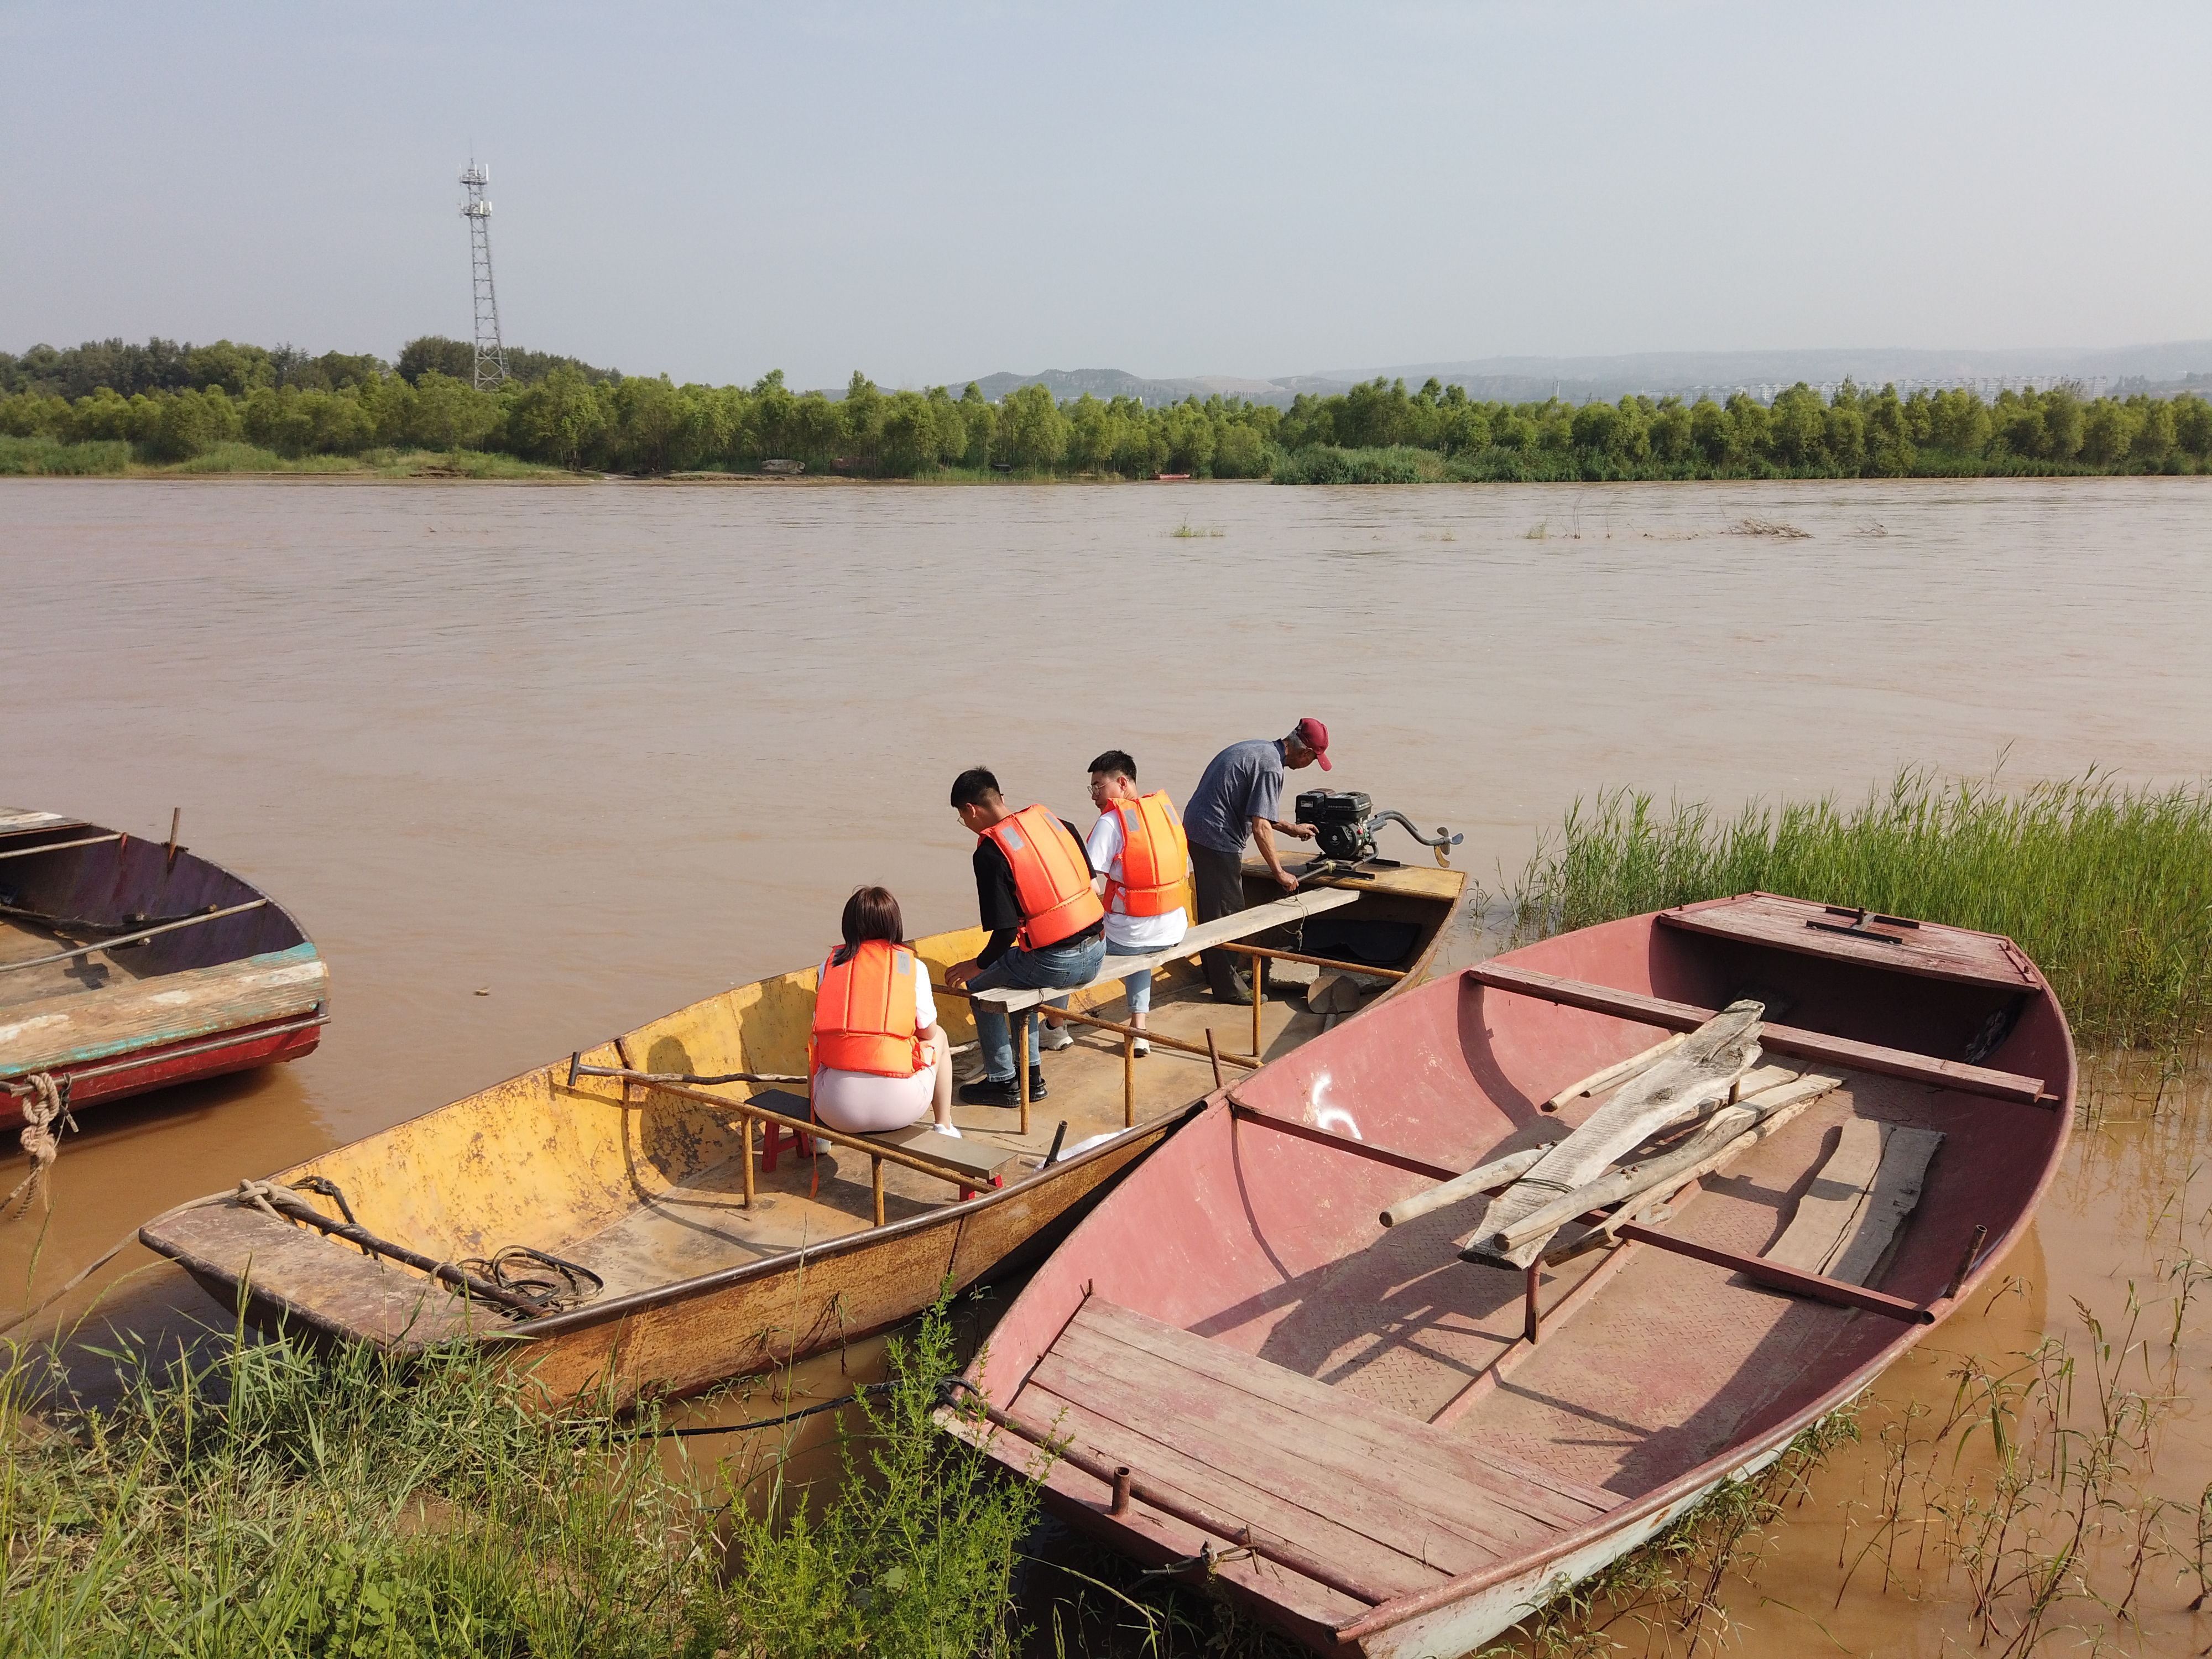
{"left": 1510, "top": 767, "right": 2212, "bottom": 1055}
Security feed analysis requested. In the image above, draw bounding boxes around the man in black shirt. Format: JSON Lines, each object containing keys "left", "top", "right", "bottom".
{"left": 944, "top": 768, "right": 1108, "bottom": 1106}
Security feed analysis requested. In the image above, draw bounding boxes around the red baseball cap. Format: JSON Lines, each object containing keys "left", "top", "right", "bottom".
{"left": 1295, "top": 717, "right": 1332, "bottom": 770}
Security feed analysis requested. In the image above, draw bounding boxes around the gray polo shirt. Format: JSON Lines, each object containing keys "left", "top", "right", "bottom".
{"left": 1185, "top": 738, "right": 1286, "bottom": 854}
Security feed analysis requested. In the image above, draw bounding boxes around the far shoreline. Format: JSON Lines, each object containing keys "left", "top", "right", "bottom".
{"left": 4, "top": 468, "right": 2206, "bottom": 489}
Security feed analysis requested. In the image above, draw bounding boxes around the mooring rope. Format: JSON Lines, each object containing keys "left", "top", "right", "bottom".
{"left": 3, "top": 1073, "right": 77, "bottom": 1220}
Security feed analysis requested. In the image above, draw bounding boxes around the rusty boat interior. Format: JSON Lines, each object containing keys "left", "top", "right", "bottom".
{"left": 142, "top": 859, "right": 1463, "bottom": 1405}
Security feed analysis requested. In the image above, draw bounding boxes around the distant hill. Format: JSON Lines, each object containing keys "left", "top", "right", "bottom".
{"left": 956, "top": 341, "right": 2212, "bottom": 408}
{"left": 1310, "top": 342, "right": 2212, "bottom": 403}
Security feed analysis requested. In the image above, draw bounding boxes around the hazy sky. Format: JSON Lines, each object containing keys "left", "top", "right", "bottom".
{"left": 4, "top": 2, "right": 2207, "bottom": 388}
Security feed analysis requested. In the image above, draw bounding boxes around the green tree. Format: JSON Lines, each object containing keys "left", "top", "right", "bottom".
{"left": 993, "top": 383, "right": 1069, "bottom": 469}
{"left": 1864, "top": 385, "right": 1914, "bottom": 476}
{"left": 408, "top": 373, "right": 501, "bottom": 451}
{"left": 1768, "top": 384, "right": 1828, "bottom": 469}
{"left": 2131, "top": 395, "right": 2176, "bottom": 464}
{"left": 956, "top": 383, "right": 995, "bottom": 468}
{"left": 397, "top": 336, "right": 478, "bottom": 384}
{"left": 505, "top": 366, "right": 609, "bottom": 467}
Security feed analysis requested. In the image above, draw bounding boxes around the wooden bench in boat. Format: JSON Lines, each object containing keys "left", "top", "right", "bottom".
{"left": 982, "top": 1296, "right": 1615, "bottom": 1629}
{"left": 1465, "top": 962, "right": 2051, "bottom": 1106}
{"left": 967, "top": 886, "right": 1362, "bottom": 1016}
{"left": 1658, "top": 892, "right": 2039, "bottom": 993}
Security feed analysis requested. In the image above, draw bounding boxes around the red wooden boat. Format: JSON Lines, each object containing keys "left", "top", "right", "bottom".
{"left": 1, "top": 808, "right": 326, "bottom": 1128}
{"left": 944, "top": 893, "right": 2073, "bottom": 1657}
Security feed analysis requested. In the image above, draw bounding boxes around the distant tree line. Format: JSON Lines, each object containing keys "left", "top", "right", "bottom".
{"left": 4, "top": 335, "right": 2210, "bottom": 479}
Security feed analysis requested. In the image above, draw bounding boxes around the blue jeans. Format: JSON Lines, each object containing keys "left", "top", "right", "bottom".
{"left": 968, "top": 933, "right": 1108, "bottom": 1081}
{"left": 1105, "top": 938, "right": 1156, "bottom": 1017}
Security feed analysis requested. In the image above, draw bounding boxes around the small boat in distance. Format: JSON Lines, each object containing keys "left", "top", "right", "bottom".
{"left": 141, "top": 858, "right": 1464, "bottom": 1409}
{"left": 943, "top": 891, "right": 2072, "bottom": 1658}
{"left": 1, "top": 808, "right": 326, "bottom": 1128}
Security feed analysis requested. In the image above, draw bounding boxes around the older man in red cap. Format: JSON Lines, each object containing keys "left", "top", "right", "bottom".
{"left": 1181, "top": 718, "right": 1330, "bottom": 1004}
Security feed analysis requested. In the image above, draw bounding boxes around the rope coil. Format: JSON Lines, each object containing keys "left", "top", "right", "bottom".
{"left": 4, "top": 1073, "right": 77, "bottom": 1220}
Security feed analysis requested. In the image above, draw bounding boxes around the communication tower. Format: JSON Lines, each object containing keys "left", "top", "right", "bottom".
{"left": 459, "top": 161, "right": 508, "bottom": 389}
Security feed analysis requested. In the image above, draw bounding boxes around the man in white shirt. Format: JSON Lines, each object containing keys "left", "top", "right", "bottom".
{"left": 1072, "top": 749, "right": 1189, "bottom": 1057}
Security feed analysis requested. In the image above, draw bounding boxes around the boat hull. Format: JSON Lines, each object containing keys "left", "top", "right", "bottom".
{"left": 946, "top": 893, "right": 2073, "bottom": 1656}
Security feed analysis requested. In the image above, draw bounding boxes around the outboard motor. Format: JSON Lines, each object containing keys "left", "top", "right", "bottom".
{"left": 1295, "top": 790, "right": 1464, "bottom": 867}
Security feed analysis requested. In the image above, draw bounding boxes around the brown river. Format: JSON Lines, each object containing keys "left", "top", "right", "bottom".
{"left": 5, "top": 476, "right": 2211, "bottom": 1654}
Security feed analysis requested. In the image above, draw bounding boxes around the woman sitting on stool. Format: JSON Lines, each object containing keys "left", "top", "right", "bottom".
{"left": 810, "top": 885, "right": 957, "bottom": 1138}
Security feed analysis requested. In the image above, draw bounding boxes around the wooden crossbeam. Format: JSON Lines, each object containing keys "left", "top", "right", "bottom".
{"left": 1465, "top": 962, "right": 2049, "bottom": 1105}
{"left": 1610, "top": 1222, "right": 1935, "bottom": 1322}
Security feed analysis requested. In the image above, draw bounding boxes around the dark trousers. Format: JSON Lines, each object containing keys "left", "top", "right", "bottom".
{"left": 1191, "top": 842, "right": 1259, "bottom": 998}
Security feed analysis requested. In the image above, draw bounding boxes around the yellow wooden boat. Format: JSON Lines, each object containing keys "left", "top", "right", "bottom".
{"left": 141, "top": 860, "right": 1463, "bottom": 1407}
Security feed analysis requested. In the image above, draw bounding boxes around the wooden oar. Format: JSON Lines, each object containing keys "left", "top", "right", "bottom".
{"left": 0, "top": 899, "right": 269, "bottom": 976}
{"left": 1543, "top": 1033, "right": 1685, "bottom": 1113}
{"left": 1487, "top": 1071, "right": 1843, "bottom": 1256}
{"left": 1379, "top": 1144, "right": 1553, "bottom": 1228}
{"left": 1464, "top": 999, "right": 1765, "bottom": 1267}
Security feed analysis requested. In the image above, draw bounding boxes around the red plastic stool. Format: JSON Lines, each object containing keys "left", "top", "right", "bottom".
{"left": 760, "top": 1120, "right": 814, "bottom": 1171}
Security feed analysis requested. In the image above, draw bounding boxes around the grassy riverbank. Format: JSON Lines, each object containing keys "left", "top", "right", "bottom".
{"left": 0, "top": 435, "right": 561, "bottom": 479}
{"left": 0, "top": 1301, "right": 1032, "bottom": 1657}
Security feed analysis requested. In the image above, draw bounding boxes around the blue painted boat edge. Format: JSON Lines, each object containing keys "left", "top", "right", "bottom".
{"left": 7, "top": 943, "right": 327, "bottom": 1073}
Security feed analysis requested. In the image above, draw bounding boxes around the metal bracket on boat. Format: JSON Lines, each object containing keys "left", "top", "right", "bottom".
{"left": 1806, "top": 905, "right": 1917, "bottom": 943}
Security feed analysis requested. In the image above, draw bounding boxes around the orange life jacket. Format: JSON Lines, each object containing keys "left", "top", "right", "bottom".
{"left": 1103, "top": 791, "right": 1188, "bottom": 917}
{"left": 811, "top": 940, "right": 924, "bottom": 1077}
{"left": 982, "top": 804, "right": 1106, "bottom": 950}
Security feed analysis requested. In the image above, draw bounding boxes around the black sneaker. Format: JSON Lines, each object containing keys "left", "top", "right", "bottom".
{"left": 957, "top": 1071, "right": 1050, "bottom": 1108}
{"left": 1214, "top": 972, "right": 1255, "bottom": 1006}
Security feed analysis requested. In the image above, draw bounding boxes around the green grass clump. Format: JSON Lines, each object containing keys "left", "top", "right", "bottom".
{"left": 724, "top": 1300, "right": 1042, "bottom": 1658}
{"left": 157, "top": 441, "right": 357, "bottom": 474}
{"left": 1, "top": 1328, "right": 720, "bottom": 1657}
{"left": 2, "top": 1291, "right": 1039, "bottom": 1655}
{"left": 1271, "top": 444, "right": 1446, "bottom": 484}
{"left": 1511, "top": 766, "right": 2212, "bottom": 1053}
{"left": 0, "top": 435, "right": 129, "bottom": 475}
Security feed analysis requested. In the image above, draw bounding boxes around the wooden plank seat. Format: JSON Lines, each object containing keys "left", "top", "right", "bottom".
{"left": 1011, "top": 1297, "right": 1615, "bottom": 1609}
{"left": 968, "top": 888, "right": 1361, "bottom": 1016}
{"left": 1465, "top": 962, "right": 2051, "bottom": 1105}
{"left": 1657, "top": 892, "right": 2039, "bottom": 993}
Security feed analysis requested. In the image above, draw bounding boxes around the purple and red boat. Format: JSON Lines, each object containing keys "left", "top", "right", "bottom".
{"left": 1, "top": 807, "right": 325, "bottom": 1128}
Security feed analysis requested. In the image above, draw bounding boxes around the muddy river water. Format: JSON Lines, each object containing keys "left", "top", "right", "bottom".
{"left": 5, "top": 476, "right": 2211, "bottom": 1653}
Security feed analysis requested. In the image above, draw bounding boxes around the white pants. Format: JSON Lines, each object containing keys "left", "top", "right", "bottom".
{"left": 812, "top": 1065, "right": 934, "bottom": 1134}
